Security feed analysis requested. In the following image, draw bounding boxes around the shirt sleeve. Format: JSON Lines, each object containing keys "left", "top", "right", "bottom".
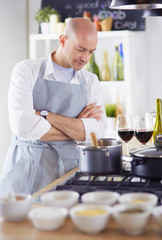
{"left": 80, "top": 71, "right": 108, "bottom": 141}
{"left": 8, "top": 60, "right": 51, "bottom": 140}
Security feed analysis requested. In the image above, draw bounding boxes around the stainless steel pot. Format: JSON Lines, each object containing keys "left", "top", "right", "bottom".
{"left": 77, "top": 138, "right": 122, "bottom": 175}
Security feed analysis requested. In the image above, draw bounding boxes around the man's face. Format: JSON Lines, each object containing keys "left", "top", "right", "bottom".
{"left": 63, "top": 32, "right": 98, "bottom": 70}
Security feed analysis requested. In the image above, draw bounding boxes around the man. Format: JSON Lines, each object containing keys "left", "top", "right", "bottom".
{"left": 0, "top": 18, "right": 107, "bottom": 195}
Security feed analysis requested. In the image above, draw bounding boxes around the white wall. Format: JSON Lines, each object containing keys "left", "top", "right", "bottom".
{"left": 0, "top": 0, "right": 41, "bottom": 174}
{"left": 0, "top": 0, "right": 27, "bottom": 172}
{"left": 145, "top": 17, "right": 162, "bottom": 112}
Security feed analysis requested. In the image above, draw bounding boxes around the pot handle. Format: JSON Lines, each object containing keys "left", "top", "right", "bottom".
{"left": 155, "top": 134, "right": 162, "bottom": 151}
{"left": 81, "top": 150, "right": 85, "bottom": 156}
{"left": 121, "top": 155, "right": 133, "bottom": 162}
{"left": 101, "top": 149, "right": 110, "bottom": 157}
{"left": 122, "top": 155, "right": 145, "bottom": 166}
{"left": 104, "top": 149, "right": 109, "bottom": 157}
{"left": 132, "top": 157, "right": 145, "bottom": 166}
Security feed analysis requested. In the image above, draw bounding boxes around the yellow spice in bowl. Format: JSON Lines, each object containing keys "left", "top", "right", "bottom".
{"left": 76, "top": 209, "right": 107, "bottom": 216}
{"left": 130, "top": 199, "right": 147, "bottom": 204}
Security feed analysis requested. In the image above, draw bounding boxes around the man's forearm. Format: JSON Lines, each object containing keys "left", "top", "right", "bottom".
{"left": 37, "top": 103, "right": 103, "bottom": 141}
{"left": 47, "top": 113, "right": 85, "bottom": 141}
{"left": 40, "top": 126, "right": 71, "bottom": 141}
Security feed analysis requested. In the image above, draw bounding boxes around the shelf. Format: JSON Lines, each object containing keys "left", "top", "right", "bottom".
{"left": 29, "top": 30, "right": 133, "bottom": 41}
{"left": 99, "top": 81, "right": 125, "bottom": 86}
{"left": 29, "top": 34, "right": 60, "bottom": 41}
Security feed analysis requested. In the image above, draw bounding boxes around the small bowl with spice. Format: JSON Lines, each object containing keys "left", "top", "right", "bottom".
{"left": 69, "top": 204, "right": 112, "bottom": 234}
{"left": 119, "top": 192, "right": 158, "bottom": 208}
{"left": 41, "top": 190, "right": 79, "bottom": 209}
{"left": 152, "top": 206, "right": 162, "bottom": 231}
{"left": 81, "top": 191, "right": 120, "bottom": 206}
{"left": 0, "top": 191, "right": 32, "bottom": 222}
{"left": 112, "top": 204, "right": 151, "bottom": 235}
{"left": 28, "top": 206, "right": 68, "bottom": 231}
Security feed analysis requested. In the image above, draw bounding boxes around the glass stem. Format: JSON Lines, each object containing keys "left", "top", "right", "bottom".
{"left": 125, "top": 142, "right": 129, "bottom": 155}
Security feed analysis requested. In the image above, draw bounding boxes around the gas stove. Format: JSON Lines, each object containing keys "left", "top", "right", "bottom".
{"left": 56, "top": 171, "right": 162, "bottom": 205}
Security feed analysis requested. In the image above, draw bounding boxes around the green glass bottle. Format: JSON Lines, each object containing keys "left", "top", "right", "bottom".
{"left": 153, "top": 98, "right": 162, "bottom": 142}
{"left": 89, "top": 53, "right": 100, "bottom": 80}
{"left": 112, "top": 45, "right": 124, "bottom": 81}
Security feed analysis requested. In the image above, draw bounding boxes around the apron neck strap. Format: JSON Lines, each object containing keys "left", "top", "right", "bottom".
{"left": 38, "top": 57, "right": 48, "bottom": 79}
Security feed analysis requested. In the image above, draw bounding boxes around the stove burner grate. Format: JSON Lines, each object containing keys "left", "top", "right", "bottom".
{"left": 55, "top": 171, "right": 162, "bottom": 204}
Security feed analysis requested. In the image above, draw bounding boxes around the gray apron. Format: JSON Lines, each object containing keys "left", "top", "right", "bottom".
{"left": 0, "top": 58, "right": 87, "bottom": 195}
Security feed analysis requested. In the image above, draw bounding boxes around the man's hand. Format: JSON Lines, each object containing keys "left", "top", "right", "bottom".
{"left": 77, "top": 103, "right": 103, "bottom": 121}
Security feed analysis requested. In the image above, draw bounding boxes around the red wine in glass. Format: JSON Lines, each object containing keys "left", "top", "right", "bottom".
{"left": 134, "top": 130, "right": 153, "bottom": 144}
{"left": 118, "top": 129, "right": 134, "bottom": 142}
{"left": 116, "top": 114, "right": 134, "bottom": 155}
{"left": 134, "top": 116, "right": 154, "bottom": 146}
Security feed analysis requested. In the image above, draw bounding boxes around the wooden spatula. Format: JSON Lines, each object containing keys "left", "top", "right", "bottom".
{"left": 90, "top": 132, "right": 99, "bottom": 148}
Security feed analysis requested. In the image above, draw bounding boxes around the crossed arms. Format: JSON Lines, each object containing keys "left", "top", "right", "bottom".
{"left": 38, "top": 103, "right": 103, "bottom": 142}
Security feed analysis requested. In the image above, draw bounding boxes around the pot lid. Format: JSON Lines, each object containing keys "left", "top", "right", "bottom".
{"left": 130, "top": 145, "right": 162, "bottom": 158}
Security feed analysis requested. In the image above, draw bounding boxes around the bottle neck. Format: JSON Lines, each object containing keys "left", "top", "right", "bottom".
{"left": 104, "top": 51, "right": 108, "bottom": 64}
{"left": 156, "top": 99, "right": 161, "bottom": 115}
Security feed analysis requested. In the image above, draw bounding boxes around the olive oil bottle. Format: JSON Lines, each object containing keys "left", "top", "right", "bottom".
{"left": 153, "top": 98, "right": 162, "bottom": 142}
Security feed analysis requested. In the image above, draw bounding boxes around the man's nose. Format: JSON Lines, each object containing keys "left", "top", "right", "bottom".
{"left": 81, "top": 52, "right": 90, "bottom": 62}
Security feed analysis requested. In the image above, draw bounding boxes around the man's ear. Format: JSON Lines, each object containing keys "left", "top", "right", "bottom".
{"left": 59, "top": 34, "right": 67, "bottom": 47}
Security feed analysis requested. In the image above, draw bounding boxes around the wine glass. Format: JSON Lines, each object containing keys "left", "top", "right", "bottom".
{"left": 134, "top": 116, "right": 153, "bottom": 146}
{"left": 116, "top": 114, "right": 134, "bottom": 155}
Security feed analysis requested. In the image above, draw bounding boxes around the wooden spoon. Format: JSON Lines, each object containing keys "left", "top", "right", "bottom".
{"left": 90, "top": 132, "right": 99, "bottom": 148}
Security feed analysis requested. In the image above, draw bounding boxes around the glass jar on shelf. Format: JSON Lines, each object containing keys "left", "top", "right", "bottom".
{"left": 83, "top": 11, "right": 91, "bottom": 21}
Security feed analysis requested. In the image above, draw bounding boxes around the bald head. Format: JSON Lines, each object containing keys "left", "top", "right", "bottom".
{"left": 64, "top": 18, "right": 98, "bottom": 40}
{"left": 54, "top": 18, "right": 98, "bottom": 70}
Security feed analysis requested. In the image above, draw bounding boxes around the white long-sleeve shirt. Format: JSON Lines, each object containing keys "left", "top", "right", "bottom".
{"left": 8, "top": 53, "right": 107, "bottom": 141}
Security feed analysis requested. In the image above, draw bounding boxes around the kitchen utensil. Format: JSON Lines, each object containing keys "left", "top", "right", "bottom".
{"left": 7, "top": 190, "right": 16, "bottom": 202}
{"left": 122, "top": 135, "right": 162, "bottom": 179}
{"left": 90, "top": 132, "right": 98, "bottom": 147}
{"left": 78, "top": 138, "right": 122, "bottom": 175}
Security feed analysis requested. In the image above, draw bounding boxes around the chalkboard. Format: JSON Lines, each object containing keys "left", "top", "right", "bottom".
{"left": 42, "top": 0, "right": 145, "bottom": 31}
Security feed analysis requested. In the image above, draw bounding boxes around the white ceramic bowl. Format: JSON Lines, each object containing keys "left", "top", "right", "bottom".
{"left": 81, "top": 191, "right": 119, "bottom": 206}
{"left": 112, "top": 204, "right": 151, "bottom": 235}
{"left": 0, "top": 193, "right": 32, "bottom": 222}
{"left": 152, "top": 205, "right": 162, "bottom": 230}
{"left": 28, "top": 206, "right": 68, "bottom": 231}
{"left": 70, "top": 204, "right": 112, "bottom": 234}
{"left": 41, "top": 190, "right": 79, "bottom": 209}
{"left": 119, "top": 192, "right": 158, "bottom": 208}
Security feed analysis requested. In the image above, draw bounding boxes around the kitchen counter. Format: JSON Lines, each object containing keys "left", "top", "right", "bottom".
{"left": 1, "top": 137, "right": 158, "bottom": 240}
{"left": 1, "top": 167, "right": 162, "bottom": 240}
